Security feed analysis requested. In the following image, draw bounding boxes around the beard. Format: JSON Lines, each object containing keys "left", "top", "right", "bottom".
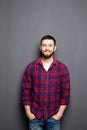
{"left": 40, "top": 51, "right": 55, "bottom": 59}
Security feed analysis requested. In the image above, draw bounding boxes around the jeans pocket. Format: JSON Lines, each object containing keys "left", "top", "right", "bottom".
{"left": 29, "top": 117, "right": 36, "bottom": 122}
{"left": 50, "top": 116, "right": 60, "bottom": 122}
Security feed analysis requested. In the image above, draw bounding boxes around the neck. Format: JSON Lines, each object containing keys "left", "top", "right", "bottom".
{"left": 41, "top": 56, "right": 54, "bottom": 64}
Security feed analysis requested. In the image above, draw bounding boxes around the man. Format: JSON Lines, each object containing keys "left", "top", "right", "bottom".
{"left": 21, "top": 35, "right": 70, "bottom": 130}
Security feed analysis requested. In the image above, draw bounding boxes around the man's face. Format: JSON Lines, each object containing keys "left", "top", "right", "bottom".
{"left": 40, "top": 39, "right": 56, "bottom": 58}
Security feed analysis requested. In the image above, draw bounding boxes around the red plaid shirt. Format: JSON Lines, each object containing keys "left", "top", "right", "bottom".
{"left": 21, "top": 57, "right": 70, "bottom": 119}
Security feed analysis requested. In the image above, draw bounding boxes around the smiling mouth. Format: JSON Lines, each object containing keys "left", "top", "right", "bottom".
{"left": 44, "top": 51, "right": 51, "bottom": 53}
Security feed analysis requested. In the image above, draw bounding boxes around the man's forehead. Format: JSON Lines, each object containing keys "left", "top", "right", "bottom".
{"left": 41, "top": 39, "right": 54, "bottom": 44}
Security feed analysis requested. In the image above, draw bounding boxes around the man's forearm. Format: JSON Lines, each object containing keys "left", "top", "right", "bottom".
{"left": 24, "top": 105, "right": 31, "bottom": 113}
{"left": 24, "top": 105, "right": 35, "bottom": 120}
{"left": 58, "top": 105, "right": 67, "bottom": 115}
{"left": 52, "top": 105, "right": 67, "bottom": 120}
{"left": 56, "top": 105, "right": 67, "bottom": 119}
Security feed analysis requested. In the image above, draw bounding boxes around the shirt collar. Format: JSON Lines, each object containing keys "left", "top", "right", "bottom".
{"left": 36, "top": 57, "right": 58, "bottom": 65}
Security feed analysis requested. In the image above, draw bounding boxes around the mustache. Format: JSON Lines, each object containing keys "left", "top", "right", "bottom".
{"left": 44, "top": 50, "right": 51, "bottom": 52}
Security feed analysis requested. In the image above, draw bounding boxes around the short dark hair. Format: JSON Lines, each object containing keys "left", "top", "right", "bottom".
{"left": 40, "top": 35, "right": 56, "bottom": 45}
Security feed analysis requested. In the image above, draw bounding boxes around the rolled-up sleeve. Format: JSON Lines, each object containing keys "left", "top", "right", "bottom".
{"left": 21, "top": 65, "right": 32, "bottom": 106}
{"left": 60, "top": 65, "right": 70, "bottom": 105}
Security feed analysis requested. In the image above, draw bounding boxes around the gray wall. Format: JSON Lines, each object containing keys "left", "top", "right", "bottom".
{"left": 0, "top": 0, "right": 87, "bottom": 130}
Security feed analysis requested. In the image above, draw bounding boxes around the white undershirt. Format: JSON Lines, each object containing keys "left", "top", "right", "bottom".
{"left": 43, "top": 61, "right": 53, "bottom": 71}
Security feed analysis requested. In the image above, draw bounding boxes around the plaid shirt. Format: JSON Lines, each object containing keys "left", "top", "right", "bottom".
{"left": 21, "top": 57, "right": 70, "bottom": 120}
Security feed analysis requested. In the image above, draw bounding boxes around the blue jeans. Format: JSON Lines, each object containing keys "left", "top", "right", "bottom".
{"left": 29, "top": 117, "right": 61, "bottom": 130}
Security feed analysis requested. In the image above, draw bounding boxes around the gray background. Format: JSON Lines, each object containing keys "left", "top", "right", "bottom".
{"left": 0, "top": 0, "right": 87, "bottom": 130}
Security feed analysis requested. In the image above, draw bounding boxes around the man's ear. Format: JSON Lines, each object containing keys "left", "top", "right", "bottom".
{"left": 39, "top": 45, "right": 41, "bottom": 51}
{"left": 54, "top": 46, "right": 57, "bottom": 52}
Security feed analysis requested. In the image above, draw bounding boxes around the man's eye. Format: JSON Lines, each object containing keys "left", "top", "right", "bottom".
{"left": 49, "top": 45, "right": 52, "bottom": 47}
{"left": 42, "top": 44, "right": 46, "bottom": 47}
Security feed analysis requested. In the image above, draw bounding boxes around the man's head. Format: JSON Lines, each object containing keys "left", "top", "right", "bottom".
{"left": 40, "top": 35, "right": 56, "bottom": 58}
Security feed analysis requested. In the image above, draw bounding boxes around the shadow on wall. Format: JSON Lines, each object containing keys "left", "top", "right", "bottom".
{"left": 19, "top": 74, "right": 29, "bottom": 129}
{"left": 20, "top": 106, "right": 29, "bottom": 129}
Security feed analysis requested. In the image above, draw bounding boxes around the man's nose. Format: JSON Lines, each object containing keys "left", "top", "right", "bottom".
{"left": 45, "top": 45, "right": 49, "bottom": 50}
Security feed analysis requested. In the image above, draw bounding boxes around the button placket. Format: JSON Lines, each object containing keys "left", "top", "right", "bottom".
{"left": 44, "top": 72, "right": 49, "bottom": 106}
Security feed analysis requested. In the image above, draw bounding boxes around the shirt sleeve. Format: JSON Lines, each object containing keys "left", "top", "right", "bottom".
{"left": 21, "top": 65, "right": 32, "bottom": 106}
{"left": 60, "top": 65, "right": 70, "bottom": 105}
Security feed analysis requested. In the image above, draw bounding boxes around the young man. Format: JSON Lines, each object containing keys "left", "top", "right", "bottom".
{"left": 21, "top": 35, "right": 70, "bottom": 130}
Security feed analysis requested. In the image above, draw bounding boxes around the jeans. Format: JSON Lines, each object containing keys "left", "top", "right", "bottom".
{"left": 29, "top": 117, "right": 61, "bottom": 130}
